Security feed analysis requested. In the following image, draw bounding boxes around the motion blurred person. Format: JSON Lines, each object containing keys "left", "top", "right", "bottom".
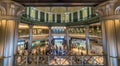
{"left": 24, "top": 40, "right": 29, "bottom": 50}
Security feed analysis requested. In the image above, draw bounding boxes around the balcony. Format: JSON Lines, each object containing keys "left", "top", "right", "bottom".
{"left": 20, "top": 15, "right": 100, "bottom": 26}
{"left": 15, "top": 55, "right": 105, "bottom": 66}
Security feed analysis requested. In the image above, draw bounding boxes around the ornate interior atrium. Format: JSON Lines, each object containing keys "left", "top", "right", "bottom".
{"left": 0, "top": 0, "right": 120, "bottom": 66}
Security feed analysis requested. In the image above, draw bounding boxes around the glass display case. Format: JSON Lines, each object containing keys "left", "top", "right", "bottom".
{"left": 18, "top": 29, "right": 29, "bottom": 36}
{"left": 32, "top": 26, "right": 49, "bottom": 35}
{"left": 89, "top": 24, "right": 101, "bottom": 37}
{"left": 32, "top": 28, "right": 49, "bottom": 35}
{"left": 88, "top": 23, "right": 103, "bottom": 55}
{"left": 18, "top": 23, "right": 29, "bottom": 38}
{"left": 70, "top": 38, "right": 87, "bottom": 55}
{"left": 51, "top": 27, "right": 66, "bottom": 34}
{"left": 68, "top": 27, "right": 85, "bottom": 34}
{"left": 89, "top": 39, "right": 103, "bottom": 55}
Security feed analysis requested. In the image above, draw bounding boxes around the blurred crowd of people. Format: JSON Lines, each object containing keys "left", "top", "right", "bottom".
{"left": 16, "top": 41, "right": 69, "bottom": 56}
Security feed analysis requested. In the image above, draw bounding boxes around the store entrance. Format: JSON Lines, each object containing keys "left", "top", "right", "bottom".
{"left": 52, "top": 36, "right": 65, "bottom": 55}
{"left": 54, "top": 39, "right": 63, "bottom": 47}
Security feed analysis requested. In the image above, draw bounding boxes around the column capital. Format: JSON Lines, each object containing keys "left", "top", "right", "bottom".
{"left": 95, "top": 0, "right": 120, "bottom": 20}
{"left": 0, "top": 1, "right": 25, "bottom": 19}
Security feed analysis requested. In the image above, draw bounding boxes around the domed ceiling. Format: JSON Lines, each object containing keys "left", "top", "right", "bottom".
{"left": 35, "top": 7, "right": 83, "bottom": 14}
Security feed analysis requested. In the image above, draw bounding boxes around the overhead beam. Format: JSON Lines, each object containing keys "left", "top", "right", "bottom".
{"left": 13, "top": 0, "right": 108, "bottom": 6}
{"left": 13, "top": 0, "right": 107, "bottom": 3}
{"left": 22, "top": 3, "right": 97, "bottom": 7}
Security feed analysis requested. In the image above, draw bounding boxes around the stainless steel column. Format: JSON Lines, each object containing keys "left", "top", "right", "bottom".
{"left": 29, "top": 25, "right": 33, "bottom": 51}
{"left": 0, "top": 1, "right": 24, "bottom": 66}
{"left": 95, "top": 0, "right": 120, "bottom": 65}
{"left": 85, "top": 25, "right": 90, "bottom": 55}
{"left": 101, "top": 20, "right": 108, "bottom": 66}
{"left": 2, "top": 20, "right": 18, "bottom": 66}
{"left": 66, "top": 27, "right": 69, "bottom": 48}
{"left": 102, "top": 20, "right": 119, "bottom": 66}
{"left": 49, "top": 27, "right": 52, "bottom": 44}
{"left": 0, "top": 20, "right": 4, "bottom": 57}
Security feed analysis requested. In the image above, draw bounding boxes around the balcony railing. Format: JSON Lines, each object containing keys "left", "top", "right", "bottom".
{"left": 15, "top": 55, "right": 105, "bottom": 66}
{"left": 20, "top": 15, "right": 100, "bottom": 26}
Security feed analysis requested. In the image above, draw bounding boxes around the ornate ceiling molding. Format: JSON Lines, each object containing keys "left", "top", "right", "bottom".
{"left": 95, "top": 0, "right": 120, "bottom": 20}
{"left": 0, "top": 1, "right": 25, "bottom": 18}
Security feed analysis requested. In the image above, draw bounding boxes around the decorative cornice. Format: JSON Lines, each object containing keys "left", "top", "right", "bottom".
{"left": 0, "top": 1, "right": 25, "bottom": 17}
{"left": 0, "top": 15, "right": 20, "bottom": 20}
{"left": 101, "top": 15, "right": 120, "bottom": 20}
{"left": 95, "top": 0, "right": 120, "bottom": 19}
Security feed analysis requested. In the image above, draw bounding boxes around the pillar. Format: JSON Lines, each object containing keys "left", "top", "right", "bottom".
{"left": 66, "top": 27, "right": 69, "bottom": 47}
{"left": 85, "top": 25, "right": 90, "bottom": 54}
{"left": 55, "top": 14, "right": 57, "bottom": 23}
{"left": 0, "top": 21, "right": 3, "bottom": 57}
{"left": 38, "top": 11, "right": 40, "bottom": 21}
{"left": 96, "top": 0, "right": 120, "bottom": 66}
{"left": 67, "top": 13, "right": 70, "bottom": 23}
{"left": 45, "top": 12, "right": 47, "bottom": 22}
{"left": 65, "top": 13, "right": 69, "bottom": 23}
{"left": 49, "top": 27, "right": 52, "bottom": 44}
{"left": 78, "top": 10, "right": 80, "bottom": 21}
{"left": 29, "top": 25, "right": 33, "bottom": 51}
{"left": 0, "top": 1, "right": 24, "bottom": 66}
{"left": 61, "top": 13, "right": 63, "bottom": 23}
{"left": 48, "top": 13, "right": 52, "bottom": 22}
{"left": 71, "top": 13, "right": 73, "bottom": 22}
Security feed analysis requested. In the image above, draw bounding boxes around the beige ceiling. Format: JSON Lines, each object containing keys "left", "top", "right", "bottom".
{"left": 35, "top": 7, "right": 83, "bottom": 14}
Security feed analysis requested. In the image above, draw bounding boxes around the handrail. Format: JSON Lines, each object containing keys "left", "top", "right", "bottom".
{"left": 20, "top": 15, "right": 100, "bottom": 26}
{"left": 15, "top": 55, "right": 105, "bottom": 66}
{"left": 15, "top": 54, "right": 105, "bottom": 56}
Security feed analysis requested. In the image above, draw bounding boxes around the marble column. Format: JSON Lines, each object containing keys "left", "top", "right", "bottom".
{"left": 0, "top": 1, "right": 24, "bottom": 66}
{"left": 96, "top": 0, "right": 120, "bottom": 66}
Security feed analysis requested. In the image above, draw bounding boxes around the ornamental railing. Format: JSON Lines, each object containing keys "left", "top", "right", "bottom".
{"left": 15, "top": 55, "right": 105, "bottom": 66}
{"left": 20, "top": 15, "right": 100, "bottom": 26}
